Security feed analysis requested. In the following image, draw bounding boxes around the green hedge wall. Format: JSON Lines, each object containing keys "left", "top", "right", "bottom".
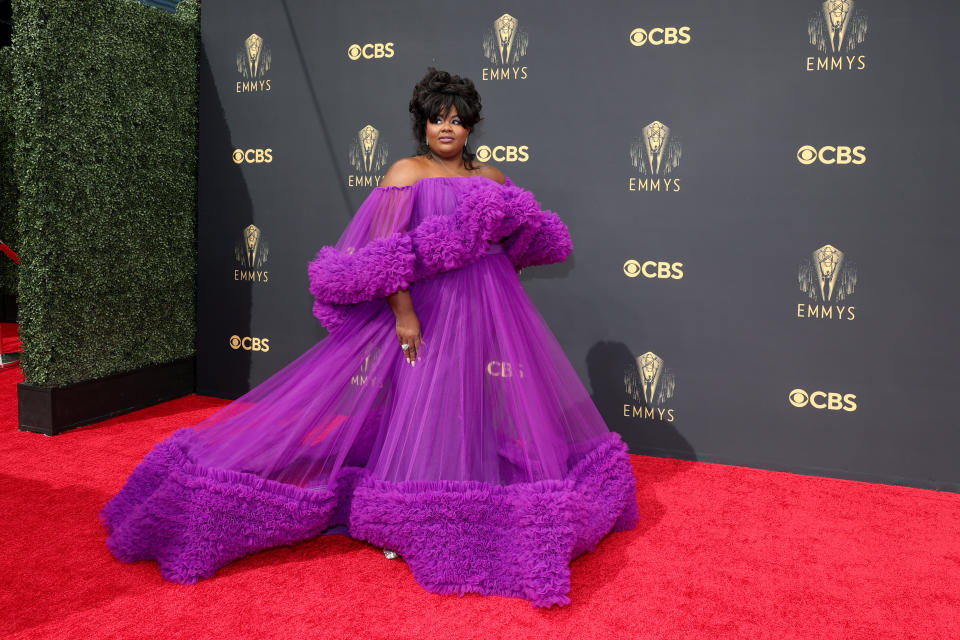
{"left": 0, "top": 47, "right": 17, "bottom": 296}
{"left": 11, "top": 0, "right": 200, "bottom": 386}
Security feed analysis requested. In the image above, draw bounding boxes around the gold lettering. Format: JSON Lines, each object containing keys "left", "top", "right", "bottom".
{"left": 627, "top": 177, "right": 682, "bottom": 192}
{"left": 233, "top": 269, "right": 269, "bottom": 283}
{"left": 481, "top": 66, "right": 528, "bottom": 80}
{"left": 624, "top": 404, "right": 676, "bottom": 421}
{"left": 236, "top": 79, "right": 273, "bottom": 93}
{"left": 798, "top": 304, "right": 856, "bottom": 320}
{"left": 807, "top": 55, "right": 867, "bottom": 72}
{"left": 348, "top": 175, "right": 383, "bottom": 187}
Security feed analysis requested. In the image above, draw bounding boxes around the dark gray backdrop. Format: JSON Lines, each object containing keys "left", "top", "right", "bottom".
{"left": 197, "top": 0, "right": 960, "bottom": 492}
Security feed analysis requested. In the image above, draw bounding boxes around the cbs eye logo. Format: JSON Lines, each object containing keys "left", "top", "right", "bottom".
{"left": 233, "top": 148, "right": 273, "bottom": 164}
{"left": 629, "top": 27, "right": 692, "bottom": 46}
{"left": 796, "top": 145, "right": 866, "bottom": 165}
{"left": 623, "top": 260, "right": 684, "bottom": 279}
{"left": 229, "top": 335, "right": 271, "bottom": 352}
{"left": 475, "top": 145, "right": 529, "bottom": 163}
{"left": 347, "top": 43, "right": 395, "bottom": 60}
{"left": 788, "top": 388, "right": 857, "bottom": 412}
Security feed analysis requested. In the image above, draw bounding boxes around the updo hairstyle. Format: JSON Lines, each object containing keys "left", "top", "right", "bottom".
{"left": 409, "top": 67, "right": 483, "bottom": 169}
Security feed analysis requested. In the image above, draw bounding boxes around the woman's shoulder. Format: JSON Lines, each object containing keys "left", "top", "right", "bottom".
{"left": 473, "top": 162, "right": 506, "bottom": 185}
{"left": 380, "top": 157, "right": 425, "bottom": 188}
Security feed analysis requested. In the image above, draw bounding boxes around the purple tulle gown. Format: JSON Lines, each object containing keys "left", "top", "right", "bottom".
{"left": 100, "top": 174, "right": 639, "bottom": 608}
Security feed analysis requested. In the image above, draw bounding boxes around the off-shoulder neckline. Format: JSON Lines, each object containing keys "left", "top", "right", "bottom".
{"left": 374, "top": 175, "right": 508, "bottom": 191}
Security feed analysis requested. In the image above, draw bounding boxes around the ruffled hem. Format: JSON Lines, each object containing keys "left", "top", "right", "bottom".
{"left": 100, "top": 430, "right": 638, "bottom": 608}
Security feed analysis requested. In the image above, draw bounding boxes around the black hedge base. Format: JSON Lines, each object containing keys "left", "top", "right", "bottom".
{"left": 1, "top": 293, "right": 16, "bottom": 323}
{"left": 18, "top": 357, "right": 195, "bottom": 436}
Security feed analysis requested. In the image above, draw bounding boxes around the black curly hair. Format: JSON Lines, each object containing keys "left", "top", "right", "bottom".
{"left": 409, "top": 67, "right": 483, "bottom": 169}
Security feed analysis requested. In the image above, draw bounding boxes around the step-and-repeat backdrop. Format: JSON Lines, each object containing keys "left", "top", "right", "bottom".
{"left": 197, "top": 0, "right": 960, "bottom": 491}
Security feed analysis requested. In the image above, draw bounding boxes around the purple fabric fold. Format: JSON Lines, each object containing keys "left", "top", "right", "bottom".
{"left": 101, "top": 429, "right": 637, "bottom": 608}
{"left": 308, "top": 176, "right": 573, "bottom": 333}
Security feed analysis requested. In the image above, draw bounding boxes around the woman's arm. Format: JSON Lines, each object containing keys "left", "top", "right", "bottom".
{"left": 381, "top": 159, "right": 424, "bottom": 365}
{"left": 387, "top": 289, "right": 421, "bottom": 365}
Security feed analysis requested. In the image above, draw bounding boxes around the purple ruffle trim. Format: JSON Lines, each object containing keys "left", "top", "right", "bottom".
{"left": 100, "top": 431, "right": 638, "bottom": 608}
{"left": 308, "top": 180, "right": 573, "bottom": 333}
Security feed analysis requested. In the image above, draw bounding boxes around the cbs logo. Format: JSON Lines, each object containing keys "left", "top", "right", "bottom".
{"left": 796, "top": 145, "right": 866, "bottom": 165}
{"left": 233, "top": 149, "right": 273, "bottom": 164}
{"left": 475, "top": 145, "right": 529, "bottom": 163}
{"left": 347, "top": 43, "right": 395, "bottom": 60}
{"left": 623, "top": 260, "right": 684, "bottom": 279}
{"left": 486, "top": 361, "right": 524, "bottom": 378}
{"left": 629, "top": 27, "right": 692, "bottom": 46}
{"left": 229, "top": 335, "right": 271, "bottom": 352}
{"left": 788, "top": 388, "right": 857, "bottom": 412}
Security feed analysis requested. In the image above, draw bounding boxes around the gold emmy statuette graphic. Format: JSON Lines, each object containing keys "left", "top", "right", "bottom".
{"left": 798, "top": 244, "right": 857, "bottom": 302}
{"left": 624, "top": 351, "right": 676, "bottom": 406}
{"left": 235, "top": 224, "right": 269, "bottom": 269}
{"left": 808, "top": 0, "right": 868, "bottom": 53}
{"left": 630, "top": 121, "right": 682, "bottom": 176}
{"left": 237, "top": 33, "right": 271, "bottom": 79}
{"left": 349, "top": 125, "right": 389, "bottom": 174}
{"left": 483, "top": 13, "right": 529, "bottom": 65}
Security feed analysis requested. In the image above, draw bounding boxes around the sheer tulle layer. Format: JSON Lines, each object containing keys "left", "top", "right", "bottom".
{"left": 101, "top": 177, "right": 639, "bottom": 607}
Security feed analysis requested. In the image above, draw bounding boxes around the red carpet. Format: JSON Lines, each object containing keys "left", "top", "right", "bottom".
{"left": 0, "top": 322, "right": 20, "bottom": 355}
{"left": 1, "top": 348, "right": 957, "bottom": 639}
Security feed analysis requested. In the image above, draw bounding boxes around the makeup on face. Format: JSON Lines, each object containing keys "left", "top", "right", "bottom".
{"left": 426, "top": 106, "right": 468, "bottom": 151}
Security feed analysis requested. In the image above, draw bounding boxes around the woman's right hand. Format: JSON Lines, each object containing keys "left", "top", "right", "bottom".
{"left": 395, "top": 310, "right": 423, "bottom": 365}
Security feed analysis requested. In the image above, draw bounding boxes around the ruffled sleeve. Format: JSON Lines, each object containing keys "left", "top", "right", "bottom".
{"left": 498, "top": 176, "right": 573, "bottom": 270}
{"left": 308, "top": 187, "right": 416, "bottom": 331}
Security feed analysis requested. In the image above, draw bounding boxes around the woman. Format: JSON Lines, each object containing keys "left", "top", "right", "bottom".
{"left": 101, "top": 68, "right": 638, "bottom": 608}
